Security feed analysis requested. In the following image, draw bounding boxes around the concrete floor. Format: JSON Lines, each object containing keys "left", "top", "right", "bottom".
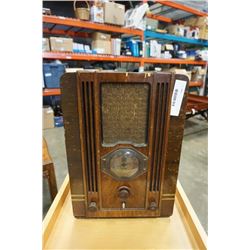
{"left": 43, "top": 116, "right": 208, "bottom": 233}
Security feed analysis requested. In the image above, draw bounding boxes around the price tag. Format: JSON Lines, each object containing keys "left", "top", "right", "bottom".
{"left": 170, "top": 79, "right": 187, "bottom": 116}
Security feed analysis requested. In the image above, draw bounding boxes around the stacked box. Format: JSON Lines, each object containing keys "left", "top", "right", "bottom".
{"left": 184, "top": 16, "right": 208, "bottom": 40}
{"left": 91, "top": 32, "right": 111, "bottom": 54}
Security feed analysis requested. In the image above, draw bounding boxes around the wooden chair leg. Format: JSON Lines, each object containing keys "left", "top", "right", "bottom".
{"left": 46, "top": 163, "right": 58, "bottom": 201}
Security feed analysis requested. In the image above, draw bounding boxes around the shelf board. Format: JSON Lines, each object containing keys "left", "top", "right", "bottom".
{"left": 43, "top": 88, "right": 61, "bottom": 96}
{"left": 144, "top": 30, "right": 208, "bottom": 47}
{"left": 43, "top": 15, "right": 143, "bottom": 37}
{"left": 155, "top": 0, "right": 208, "bottom": 17}
{"left": 43, "top": 52, "right": 207, "bottom": 65}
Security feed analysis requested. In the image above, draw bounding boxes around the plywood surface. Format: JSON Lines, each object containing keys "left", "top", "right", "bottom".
{"left": 44, "top": 189, "right": 203, "bottom": 249}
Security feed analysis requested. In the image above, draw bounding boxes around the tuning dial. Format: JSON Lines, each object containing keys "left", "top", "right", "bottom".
{"left": 149, "top": 201, "right": 157, "bottom": 210}
{"left": 118, "top": 186, "right": 130, "bottom": 199}
{"left": 88, "top": 201, "right": 97, "bottom": 212}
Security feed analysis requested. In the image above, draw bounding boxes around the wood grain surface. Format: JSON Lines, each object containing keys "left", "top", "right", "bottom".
{"left": 61, "top": 72, "right": 189, "bottom": 218}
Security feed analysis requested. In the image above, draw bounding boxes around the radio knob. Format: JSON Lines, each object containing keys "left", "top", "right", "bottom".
{"left": 88, "top": 201, "right": 97, "bottom": 212}
{"left": 118, "top": 187, "right": 130, "bottom": 199}
{"left": 149, "top": 201, "right": 157, "bottom": 210}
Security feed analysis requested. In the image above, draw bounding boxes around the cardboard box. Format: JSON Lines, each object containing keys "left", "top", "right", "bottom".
{"left": 43, "top": 38, "right": 50, "bottom": 52}
{"left": 165, "top": 68, "right": 191, "bottom": 81}
{"left": 49, "top": 37, "right": 73, "bottom": 52}
{"left": 198, "top": 26, "right": 208, "bottom": 40}
{"left": 90, "top": 5, "right": 104, "bottom": 23}
{"left": 195, "top": 17, "right": 208, "bottom": 27}
{"left": 91, "top": 32, "right": 111, "bottom": 54}
{"left": 184, "top": 16, "right": 208, "bottom": 27}
{"left": 92, "top": 40, "right": 111, "bottom": 54}
{"left": 92, "top": 32, "right": 111, "bottom": 41}
{"left": 167, "top": 24, "right": 185, "bottom": 36}
{"left": 183, "top": 17, "right": 197, "bottom": 26}
{"left": 43, "top": 106, "right": 54, "bottom": 129}
{"left": 104, "top": 2, "right": 125, "bottom": 26}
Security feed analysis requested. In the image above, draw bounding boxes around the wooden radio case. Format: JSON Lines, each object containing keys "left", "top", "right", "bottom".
{"left": 61, "top": 72, "right": 189, "bottom": 218}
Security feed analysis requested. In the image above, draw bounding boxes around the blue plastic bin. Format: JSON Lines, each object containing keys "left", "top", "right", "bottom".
{"left": 126, "top": 40, "right": 139, "bottom": 57}
{"left": 43, "top": 63, "right": 66, "bottom": 88}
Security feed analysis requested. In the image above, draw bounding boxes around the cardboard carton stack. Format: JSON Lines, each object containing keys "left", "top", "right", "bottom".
{"left": 184, "top": 16, "right": 208, "bottom": 40}
{"left": 91, "top": 32, "right": 111, "bottom": 54}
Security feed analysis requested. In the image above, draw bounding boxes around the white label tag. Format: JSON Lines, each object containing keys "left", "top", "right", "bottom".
{"left": 45, "top": 73, "right": 52, "bottom": 77}
{"left": 170, "top": 79, "right": 187, "bottom": 116}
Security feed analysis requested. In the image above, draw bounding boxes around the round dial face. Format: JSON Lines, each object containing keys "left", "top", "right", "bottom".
{"left": 110, "top": 150, "right": 140, "bottom": 178}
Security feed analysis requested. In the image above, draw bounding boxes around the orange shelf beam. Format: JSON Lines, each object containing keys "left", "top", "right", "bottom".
{"left": 43, "top": 52, "right": 142, "bottom": 63}
{"left": 43, "top": 28, "right": 90, "bottom": 38}
{"left": 43, "top": 88, "right": 61, "bottom": 96}
{"left": 189, "top": 81, "right": 203, "bottom": 87}
{"left": 155, "top": 0, "right": 207, "bottom": 17}
{"left": 146, "top": 13, "right": 172, "bottom": 23}
{"left": 43, "top": 52, "right": 207, "bottom": 65}
{"left": 43, "top": 15, "right": 143, "bottom": 37}
{"left": 142, "top": 57, "right": 207, "bottom": 65}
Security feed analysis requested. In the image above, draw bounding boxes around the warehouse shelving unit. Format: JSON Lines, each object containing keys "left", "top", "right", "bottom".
{"left": 43, "top": 1, "right": 208, "bottom": 96}
{"left": 43, "top": 15, "right": 144, "bottom": 38}
{"left": 43, "top": 51, "right": 206, "bottom": 65}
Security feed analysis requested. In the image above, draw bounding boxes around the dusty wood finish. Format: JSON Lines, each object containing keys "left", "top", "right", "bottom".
{"left": 43, "top": 138, "right": 58, "bottom": 201}
{"left": 61, "top": 72, "right": 189, "bottom": 218}
{"left": 161, "top": 74, "right": 189, "bottom": 217}
{"left": 43, "top": 176, "right": 207, "bottom": 250}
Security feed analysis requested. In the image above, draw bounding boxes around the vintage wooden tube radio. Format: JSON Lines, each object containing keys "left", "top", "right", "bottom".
{"left": 61, "top": 72, "right": 189, "bottom": 218}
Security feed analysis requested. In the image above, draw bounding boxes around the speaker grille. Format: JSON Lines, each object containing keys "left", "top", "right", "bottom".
{"left": 82, "top": 81, "right": 98, "bottom": 192}
{"left": 150, "top": 82, "right": 168, "bottom": 191}
{"left": 101, "top": 83, "right": 150, "bottom": 147}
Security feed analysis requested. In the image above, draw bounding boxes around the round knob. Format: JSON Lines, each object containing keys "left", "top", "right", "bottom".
{"left": 88, "top": 201, "right": 97, "bottom": 212}
{"left": 118, "top": 187, "right": 130, "bottom": 199}
{"left": 149, "top": 201, "right": 157, "bottom": 210}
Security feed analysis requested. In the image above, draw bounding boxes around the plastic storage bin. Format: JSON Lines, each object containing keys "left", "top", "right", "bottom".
{"left": 43, "top": 63, "right": 66, "bottom": 88}
{"left": 126, "top": 40, "right": 139, "bottom": 57}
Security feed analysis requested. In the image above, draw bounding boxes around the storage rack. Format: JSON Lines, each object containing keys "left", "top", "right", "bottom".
{"left": 43, "top": 1, "right": 208, "bottom": 96}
